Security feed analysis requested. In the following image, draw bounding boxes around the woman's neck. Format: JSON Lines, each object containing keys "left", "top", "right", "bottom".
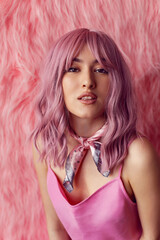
{"left": 69, "top": 116, "right": 106, "bottom": 138}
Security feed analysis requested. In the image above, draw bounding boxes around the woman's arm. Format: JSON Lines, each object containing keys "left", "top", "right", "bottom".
{"left": 126, "top": 138, "right": 160, "bottom": 240}
{"left": 32, "top": 144, "right": 71, "bottom": 240}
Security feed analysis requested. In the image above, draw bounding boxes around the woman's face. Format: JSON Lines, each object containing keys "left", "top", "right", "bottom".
{"left": 62, "top": 45, "right": 110, "bottom": 122}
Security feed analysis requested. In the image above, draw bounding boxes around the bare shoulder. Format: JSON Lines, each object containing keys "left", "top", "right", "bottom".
{"left": 125, "top": 137, "right": 160, "bottom": 176}
{"left": 122, "top": 137, "right": 160, "bottom": 202}
{"left": 124, "top": 136, "right": 160, "bottom": 205}
{"left": 124, "top": 138, "right": 160, "bottom": 238}
{"left": 32, "top": 139, "right": 68, "bottom": 237}
{"left": 32, "top": 137, "right": 48, "bottom": 174}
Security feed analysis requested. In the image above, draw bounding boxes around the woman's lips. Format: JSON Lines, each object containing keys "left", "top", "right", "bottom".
{"left": 78, "top": 92, "right": 97, "bottom": 104}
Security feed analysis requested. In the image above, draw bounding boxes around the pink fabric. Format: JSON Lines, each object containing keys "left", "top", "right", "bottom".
{"left": 47, "top": 165, "right": 142, "bottom": 239}
{"left": 63, "top": 124, "right": 110, "bottom": 192}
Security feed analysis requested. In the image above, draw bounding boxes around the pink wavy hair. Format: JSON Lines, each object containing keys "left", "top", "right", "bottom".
{"left": 32, "top": 28, "right": 138, "bottom": 170}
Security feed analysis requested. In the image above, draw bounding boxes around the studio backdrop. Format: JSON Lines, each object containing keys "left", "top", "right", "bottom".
{"left": 0, "top": 1, "right": 160, "bottom": 239}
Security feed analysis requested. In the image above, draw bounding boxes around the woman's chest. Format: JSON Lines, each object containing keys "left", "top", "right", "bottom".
{"left": 50, "top": 150, "right": 120, "bottom": 205}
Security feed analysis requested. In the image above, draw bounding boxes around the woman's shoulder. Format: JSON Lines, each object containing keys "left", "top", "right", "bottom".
{"left": 124, "top": 136, "right": 160, "bottom": 184}
{"left": 32, "top": 136, "right": 48, "bottom": 172}
{"left": 127, "top": 137, "right": 159, "bottom": 166}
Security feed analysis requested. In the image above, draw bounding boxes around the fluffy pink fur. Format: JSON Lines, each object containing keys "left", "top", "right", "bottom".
{"left": 0, "top": 1, "right": 160, "bottom": 239}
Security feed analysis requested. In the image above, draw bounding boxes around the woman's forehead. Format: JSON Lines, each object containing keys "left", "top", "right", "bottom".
{"left": 65, "top": 41, "right": 113, "bottom": 69}
{"left": 71, "top": 45, "right": 109, "bottom": 66}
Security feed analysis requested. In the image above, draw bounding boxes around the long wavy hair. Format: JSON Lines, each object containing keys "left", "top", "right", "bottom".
{"left": 32, "top": 28, "right": 137, "bottom": 170}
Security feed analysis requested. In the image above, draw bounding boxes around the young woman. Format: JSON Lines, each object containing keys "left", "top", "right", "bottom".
{"left": 32, "top": 28, "right": 160, "bottom": 240}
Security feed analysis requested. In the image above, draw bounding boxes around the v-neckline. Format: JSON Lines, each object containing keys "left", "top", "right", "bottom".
{"left": 48, "top": 165, "right": 121, "bottom": 207}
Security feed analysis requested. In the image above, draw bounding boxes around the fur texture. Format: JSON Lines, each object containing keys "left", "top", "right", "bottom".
{"left": 0, "top": 0, "right": 160, "bottom": 239}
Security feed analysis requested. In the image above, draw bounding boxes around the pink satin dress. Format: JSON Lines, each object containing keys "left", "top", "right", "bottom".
{"left": 47, "top": 165, "right": 142, "bottom": 239}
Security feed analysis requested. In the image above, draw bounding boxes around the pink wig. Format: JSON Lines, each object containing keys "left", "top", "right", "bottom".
{"left": 33, "top": 28, "right": 137, "bottom": 170}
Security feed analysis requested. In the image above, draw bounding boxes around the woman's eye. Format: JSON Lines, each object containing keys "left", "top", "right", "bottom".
{"left": 68, "top": 67, "right": 79, "bottom": 72}
{"left": 95, "top": 68, "right": 108, "bottom": 74}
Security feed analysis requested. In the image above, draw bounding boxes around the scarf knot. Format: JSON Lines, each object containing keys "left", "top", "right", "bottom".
{"left": 81, "top": 138, "right": 91, "bottom": 149}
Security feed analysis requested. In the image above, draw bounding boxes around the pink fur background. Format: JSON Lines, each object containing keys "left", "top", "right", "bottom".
{"left": 0, "top": 1, "right": 160, "bottom": 239}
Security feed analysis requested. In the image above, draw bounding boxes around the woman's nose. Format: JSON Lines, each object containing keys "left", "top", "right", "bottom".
{"left": 82, "top": 71, "right": 96, "bottom": 89}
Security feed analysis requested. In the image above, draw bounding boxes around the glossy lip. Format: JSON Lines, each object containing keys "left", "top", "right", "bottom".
{"left": 77, "top": 92, "right": 97, "bottom": 105}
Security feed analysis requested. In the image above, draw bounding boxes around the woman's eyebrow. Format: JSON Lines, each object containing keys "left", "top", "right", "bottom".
{"left": 72, "top": 57, "right": 99, "bottom": 64}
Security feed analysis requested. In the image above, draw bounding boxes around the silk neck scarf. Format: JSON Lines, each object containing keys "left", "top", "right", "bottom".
{"left": 63, "top": 123, "right": 110, "bottom": 192}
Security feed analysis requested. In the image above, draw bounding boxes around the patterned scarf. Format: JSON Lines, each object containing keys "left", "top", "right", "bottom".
{"left": 63, "top": 123, "right": 110, "bottom": 192}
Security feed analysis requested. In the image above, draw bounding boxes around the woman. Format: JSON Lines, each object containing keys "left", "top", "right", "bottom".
{"left": 32, "top": 28, "right": 160, "bottom": 240}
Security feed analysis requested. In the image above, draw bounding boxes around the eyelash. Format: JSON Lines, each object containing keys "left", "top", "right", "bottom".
{"left": 67, "top": 67, "right": 108, "bottom": 74}
{"left": 68, "top": 67, "right": 79, "bottom": 72}
{"left": 94, "top": 69, "right": 109, "bottom": 74}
